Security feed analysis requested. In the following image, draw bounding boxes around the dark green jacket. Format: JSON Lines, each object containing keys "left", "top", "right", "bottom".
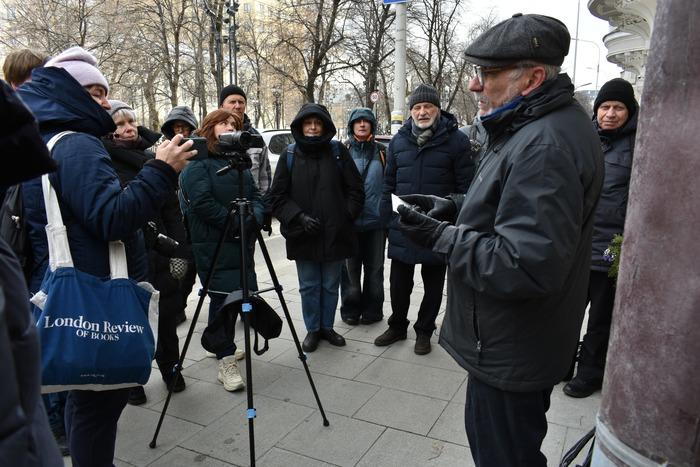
{"left": 179, "top": 152, "right": 264, "bottom": 293}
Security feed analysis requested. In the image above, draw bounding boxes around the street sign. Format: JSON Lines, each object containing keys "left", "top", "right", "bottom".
{"left": 383, "top": 0, "right": 407, "bottom": 4}
{"left": 369, "top": 91, "right": 380, "bottom": 103}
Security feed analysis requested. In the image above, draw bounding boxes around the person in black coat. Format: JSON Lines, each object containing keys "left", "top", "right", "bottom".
{"left": 0, "top": 78, "right": 63, "bottom": 467}
{"left": 268, "top": 103, "right": 364, "bottom": 352}
{"left": 564, "top": 79, "right": 638, "bottom": 398}
{"left": 103, "top": 100, "right": 189, "bottom": 403}
{"left": 374, "top": 84, "right": 473, "bottom": 355}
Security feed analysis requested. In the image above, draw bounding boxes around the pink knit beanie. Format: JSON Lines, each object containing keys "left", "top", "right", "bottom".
{"left": 45, "top": 46, "right": 109, "bottom": 93}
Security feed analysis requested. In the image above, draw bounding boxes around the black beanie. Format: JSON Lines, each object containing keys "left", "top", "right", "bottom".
{"left": 219, "top": 84, "right": 247, "bottom": 106}
{"left": 408, "top": 84, "right": 441, "bottom": 110}
{"left": 593, "top": 78, "right": 637, "bottom": 116}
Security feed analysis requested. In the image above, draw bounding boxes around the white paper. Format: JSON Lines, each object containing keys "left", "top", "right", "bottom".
{"left": 391, "top": 194, "right": 409, "bottom": 213}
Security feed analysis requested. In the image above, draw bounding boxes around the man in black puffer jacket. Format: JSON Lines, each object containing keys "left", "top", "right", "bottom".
{"left": 374, "top": 84, "right": 473, "bottom": 356}
{"left": 268, "top": 103, "right": 364, "bottom": 353}
{"left": 393, "top": 14, "right": 604, "bottom": 466}
{"left": 564, "top": 78, "right": 638, "bottom": 399}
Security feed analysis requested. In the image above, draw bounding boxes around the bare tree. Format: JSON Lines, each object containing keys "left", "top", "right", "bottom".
{"left": 261, "top": 0, "right": 352, "bottom": 103}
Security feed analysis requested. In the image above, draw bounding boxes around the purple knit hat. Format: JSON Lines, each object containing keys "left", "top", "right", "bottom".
{"left": 45, "top": 46, "right": 109, "bottom": 93}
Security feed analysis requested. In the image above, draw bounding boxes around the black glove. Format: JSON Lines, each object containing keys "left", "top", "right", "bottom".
{"left": 400, "top": 194, "right": 457, "bottom": 222}
{"left": 397, "top": 204, "right": 448, "bottom": 249}
{"left": 262, "top": 212, "right": 273, "bottom": 236}
{"left": 297, "top": 213, "right": 321, "bottom": 234}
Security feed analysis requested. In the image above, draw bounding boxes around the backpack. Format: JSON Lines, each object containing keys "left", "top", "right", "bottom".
{"left": 0, "top": 184, "right": 33, "bottom": 281}
{"left": 286, "top": 140, "right": 344, "bottom": 172}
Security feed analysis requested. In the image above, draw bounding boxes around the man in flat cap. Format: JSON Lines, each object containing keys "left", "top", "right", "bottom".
{"left": 393, "top": 14, "right": 604, "bottom": 465}
{"left": 374, "top": 84, "right": 473, "bottom": 355}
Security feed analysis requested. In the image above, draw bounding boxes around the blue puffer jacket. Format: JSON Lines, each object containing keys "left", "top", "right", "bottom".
{"left": 346, "top": 108, "right": 385, "bottom": 231}
{"left": 381, "top": 111, "right": 474, "bottom": 265}
{"left": 19, "top": 67, "right": 178, "bottom": 294}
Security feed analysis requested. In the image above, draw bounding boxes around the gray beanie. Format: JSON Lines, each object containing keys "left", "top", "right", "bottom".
{"left": 107, "top": 99, "right": 133, "bottom": 117}
{"left": 408, "top": 84, "right": 441, "bottom": 110}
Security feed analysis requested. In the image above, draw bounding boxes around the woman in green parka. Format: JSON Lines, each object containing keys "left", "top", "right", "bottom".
{"left": 178, "top": 109, "right": 264, "bottom": 392}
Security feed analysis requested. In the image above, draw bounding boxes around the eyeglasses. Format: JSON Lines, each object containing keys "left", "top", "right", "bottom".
{"left": 471, "top": 64, "right": 518, "bottom": 85}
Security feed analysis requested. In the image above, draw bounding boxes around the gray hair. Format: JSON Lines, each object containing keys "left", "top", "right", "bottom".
{"left": 508, "top": 61, "right": 561, "bottom": 82}
{"left": 111, "top": 107, "right": 137, "bottom": 123}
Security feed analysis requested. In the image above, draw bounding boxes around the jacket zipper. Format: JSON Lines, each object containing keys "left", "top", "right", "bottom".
{"left": 472, "top": 287, "right": 482, "bottom": 363}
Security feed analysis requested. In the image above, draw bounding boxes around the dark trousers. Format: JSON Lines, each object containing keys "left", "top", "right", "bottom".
{"left": 340, "top": 229, "right": 386, "bottom": 321}
{"left": 64, "top": 388, "right": 130, "bottom": 467}
{"left": 154, "top": 286, "right": 183, "bottom": 376}
{"left": 576, "top": 270, "right": 616, "bottom": 383}
{"left": 208, "top": 292, "right": 237, "bottom": 359}
{"left": 388, "top": 259, "right": 446, "bottom": 336}
{"left": 465, "top": 376, "right": 552, "bottom": 467}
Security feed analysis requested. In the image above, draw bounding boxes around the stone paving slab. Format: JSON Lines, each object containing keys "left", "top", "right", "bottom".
{"left": 148, "top": 447, "right": 237, "bottom": 467}
{"left": 427, "top": 401, "right": 468, "bottom": 446}
{"left": 355, "top": 358, "right": 466, "bottom": 401}
{"left": 278, "top": 412, "right": 386, "bottom": 467}
{"left": 259, "top": 368, "right": 381, "bottom": 417}
{"left": 354, "top": 388, "right": 448, "bottom": 436}
{"left": 355, "top": 428, "right": 474, "bottom": 467}
{"left": 180, "top": 395, "right": 314, "bottom": 466}
{"left": 271, "top": 345, "right": 377, "bottom": 380}
{"left": 257, "top": 447, "right": 334, "bottom": 467}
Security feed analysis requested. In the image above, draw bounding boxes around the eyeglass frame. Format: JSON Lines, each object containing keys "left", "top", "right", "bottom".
{"left": 471, "top": 64, "right": 520, "bottom": 86}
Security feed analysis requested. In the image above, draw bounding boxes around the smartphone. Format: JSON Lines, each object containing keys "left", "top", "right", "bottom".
{"left": 181, "top": 137, "right": 208, "bottom": 160}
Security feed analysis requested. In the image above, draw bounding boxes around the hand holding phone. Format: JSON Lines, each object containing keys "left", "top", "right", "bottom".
{"left": 180, "top": 137, "right": 208, "bottom": 160}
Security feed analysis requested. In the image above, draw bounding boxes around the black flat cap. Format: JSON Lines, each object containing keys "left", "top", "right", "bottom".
{"left": 465, "top": 13, "right": 570, "bottom": 68}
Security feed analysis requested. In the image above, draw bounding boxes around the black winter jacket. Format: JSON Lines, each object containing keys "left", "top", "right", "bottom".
{"left": 268, "top": 103, "right": 364, "bottom": 262}
{"left": 102, "top": 127, "right": 191, "bottom": 294}
{"left": 436, "top": 75, "right": 604, "bottom": 392}
{"left": 381, "top": 111, "right": 473, "bottom": 265}
{"left": 591, "top": 112, "right": 637, "bottom": 270}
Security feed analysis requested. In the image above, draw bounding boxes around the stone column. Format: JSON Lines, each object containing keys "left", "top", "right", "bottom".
{"left": 593, "top": 0, "right": 700, "bottom": 465}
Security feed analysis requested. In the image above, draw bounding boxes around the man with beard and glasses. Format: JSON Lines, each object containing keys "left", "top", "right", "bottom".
{"left": 374, "top": 84, "right": 473, "bottom": 356}
{"left": 392, "top": 14, "right": 604, "bottom": 466}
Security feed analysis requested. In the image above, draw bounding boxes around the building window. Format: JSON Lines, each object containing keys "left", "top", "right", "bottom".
{"left": 243, "top": 3, "right": 250, "bottom": 12}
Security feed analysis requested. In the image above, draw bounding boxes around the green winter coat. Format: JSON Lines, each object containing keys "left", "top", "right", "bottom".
{"left": 179, "top": 152, "right": 265, "bottom": 293}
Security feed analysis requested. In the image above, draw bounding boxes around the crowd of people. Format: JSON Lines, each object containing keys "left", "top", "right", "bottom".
{"left": 1, "top": 12, "right": 638, "bottom": 467}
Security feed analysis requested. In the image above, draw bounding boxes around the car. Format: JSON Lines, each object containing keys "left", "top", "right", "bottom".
{"left": 260, "top": 129, "right": 294, "bottom": 174}
{"left": 374, "top": 134, "right": 393, "bottom": 145}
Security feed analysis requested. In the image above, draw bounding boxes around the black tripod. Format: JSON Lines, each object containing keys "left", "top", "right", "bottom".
{"left": 149, "top": 152, "right": 330, "bottom": 466}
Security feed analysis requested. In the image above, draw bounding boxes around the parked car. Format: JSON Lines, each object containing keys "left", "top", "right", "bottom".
{"left": 260, "top": 129, "right": 294, "bottom": 174}
{"left": 374, "top": 134, "right": 393, "bottom": 145}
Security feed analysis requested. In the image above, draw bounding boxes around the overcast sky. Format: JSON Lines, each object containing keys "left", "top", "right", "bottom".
{"left": 458, "top": 0, "right": 621, "bottom": 91}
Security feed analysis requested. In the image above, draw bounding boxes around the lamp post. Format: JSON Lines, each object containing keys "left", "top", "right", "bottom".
{"left": 572, "top": 38, "right": 602, "bottom": 90}
{"left": 224, "top": 1, "right": 239, "bottom": 85}
{"left": 272, "top": 88, "right": 281, "bottom": 129}
{"left": 202, "top": 0, "right": 223, "bottom": 93}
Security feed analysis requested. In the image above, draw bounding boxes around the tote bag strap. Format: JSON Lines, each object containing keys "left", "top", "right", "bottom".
{"left": 42, "top": 131, "right": 129, "bottom": 277}
{"left": 42, "top": 131, "right": 76, "bottom": 271}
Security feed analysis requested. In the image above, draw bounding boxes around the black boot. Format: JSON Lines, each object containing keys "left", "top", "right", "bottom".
{"left": 302, "top": 331, "right": 321, "bottom": 352}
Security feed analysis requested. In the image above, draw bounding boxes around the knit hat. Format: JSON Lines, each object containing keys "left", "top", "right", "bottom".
{"left": 408, "top": 84, "right": 441, "bottom": 110}
{"left": 465, "top": 13, "right": 570, "bottom": 68}
{"left": 219, "top": 84, "right": 246, "bottom": 106}
{"left": 45, "top": 46, "right": 109, "bottom": 93}
{"left": 107, "top": 99, "right": 133, "bottom": 117}
{"left": 593, "top": 78, "right": 637, "bottom": 116}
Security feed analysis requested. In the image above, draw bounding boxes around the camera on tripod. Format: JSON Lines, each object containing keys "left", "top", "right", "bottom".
{"left": 216, "top": 131, "right": 265, "bottom": 173}
{"left": 144, "top": 221, "right": 179, "bottom": 256}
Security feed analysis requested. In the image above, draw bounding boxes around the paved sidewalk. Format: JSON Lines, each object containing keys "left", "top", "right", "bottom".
{"left": 73, "top": 244, "right": 599, "bottom": 467}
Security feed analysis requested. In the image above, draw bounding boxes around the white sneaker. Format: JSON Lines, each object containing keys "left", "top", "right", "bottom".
{"left": 217, "top": 356, "right": 245, "bottom": 391}
{"left": 234, "top": 348, "right": 245, "bottom": 361}
{"left": 205, "top": 351, "right": 216, "bottom": 358}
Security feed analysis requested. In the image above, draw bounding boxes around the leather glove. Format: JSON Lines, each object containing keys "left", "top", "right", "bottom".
{"left": 298, "top": 213, "right": 321, "bottom": 234}
{"left": 397, "top": 204, "right": 448, "bottom": 249}
{"left": 169, "top": 258, "right": 189, "bottom": 280}
{"left": 400, "top": 194, "right": 457, "bottom": 222}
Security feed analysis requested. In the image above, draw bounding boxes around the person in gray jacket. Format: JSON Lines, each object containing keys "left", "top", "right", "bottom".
{"left": 395, "top": 14, "right": 604, "bottom": 466}
{"left": 339, "top": 108, "right": 387, "bottom": 325}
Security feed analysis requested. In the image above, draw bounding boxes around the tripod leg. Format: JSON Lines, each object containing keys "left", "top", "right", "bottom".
{"left": 150, "top": 200, "right": 240, "bottom": 448}
{"left": 255, "top": 229, "right": 331, "bottom": 427}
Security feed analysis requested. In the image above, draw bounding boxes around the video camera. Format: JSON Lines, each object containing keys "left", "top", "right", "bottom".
{"left": 216, "top": 131, "right": 265, "bottom": 174}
